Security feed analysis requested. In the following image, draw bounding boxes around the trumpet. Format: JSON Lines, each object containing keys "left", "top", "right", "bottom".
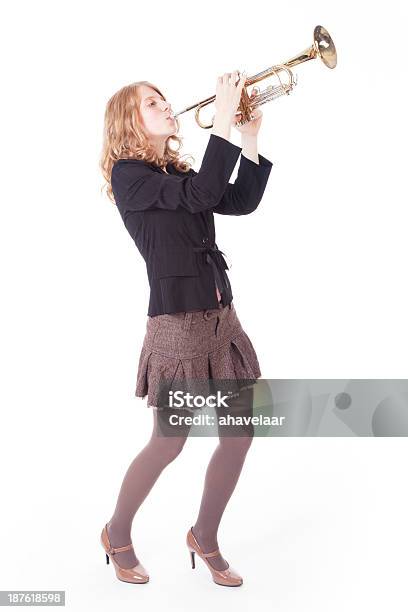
{"left": 172, "top": 25, "right": 337, "bottom": 129}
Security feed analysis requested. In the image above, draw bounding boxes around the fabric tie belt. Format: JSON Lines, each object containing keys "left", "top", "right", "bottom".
{"left": 193, "top": 245, "right": 233, "bottom": 306}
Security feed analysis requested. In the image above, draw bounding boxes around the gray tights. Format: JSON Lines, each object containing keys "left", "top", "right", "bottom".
{"left": 106, "top": 387, "right": 254, "bottom": 571}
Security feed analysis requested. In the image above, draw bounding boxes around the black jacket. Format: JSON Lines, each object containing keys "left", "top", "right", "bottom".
{"left": 111, "top": 133, "right": 273, "bottom": 316}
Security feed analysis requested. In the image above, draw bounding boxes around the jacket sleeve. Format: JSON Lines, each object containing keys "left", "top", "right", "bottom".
{"left": 111, "top": 134, "right": 242, "bottom": 214}
{"left": 210, "top": 153, "right": 273, "bottom": 215}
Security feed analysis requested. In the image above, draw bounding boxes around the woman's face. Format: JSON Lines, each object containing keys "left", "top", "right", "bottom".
{"left": 138, "top": 85, "right": 176, "bottom": 139}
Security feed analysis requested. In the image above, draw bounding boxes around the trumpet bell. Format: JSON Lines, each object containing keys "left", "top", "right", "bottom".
{"left": 314, "top": 25, "right": 337, "bottom": 69}
{"left": 284, "top": 25, "right": 337, "bottom": 70}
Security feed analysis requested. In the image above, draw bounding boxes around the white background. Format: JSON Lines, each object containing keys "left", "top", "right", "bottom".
{"left": 1, "top": 0, "right": 408, "bottom": 610}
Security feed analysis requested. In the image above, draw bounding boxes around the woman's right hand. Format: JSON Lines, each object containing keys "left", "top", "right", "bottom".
{"left": 214, "top": 71, "right": 246, "bottom": 123}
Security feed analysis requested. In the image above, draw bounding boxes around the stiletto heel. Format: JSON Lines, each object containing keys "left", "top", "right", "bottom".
{"left": 186, "top": 526, "right": 243, "bottom": 587}
{"left": 100, "top": 523, "right": 149, "bottom": 584}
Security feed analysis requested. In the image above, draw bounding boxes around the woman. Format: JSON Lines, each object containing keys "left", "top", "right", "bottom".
{"left": 99, "top": 71, "right": 273, "bottom": 586}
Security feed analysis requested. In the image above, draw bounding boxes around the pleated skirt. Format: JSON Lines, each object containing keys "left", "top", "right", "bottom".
{"left": 135, "top": 301, "right": 262, "bottom": 410}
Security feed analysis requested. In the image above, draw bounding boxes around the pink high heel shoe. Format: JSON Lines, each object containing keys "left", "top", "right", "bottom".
{"left": 100, "top": 523, "right": 149, "bottom": 584}
{"left": 186, "top": 526, "right": 243, "bottom": 587}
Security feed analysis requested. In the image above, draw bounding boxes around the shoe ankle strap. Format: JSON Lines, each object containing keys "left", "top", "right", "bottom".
{"left": 108, "top": 543, "right": 134, "bottom": 555}
{"left": 202, "top": 549, "right": 220, "bottom": 558}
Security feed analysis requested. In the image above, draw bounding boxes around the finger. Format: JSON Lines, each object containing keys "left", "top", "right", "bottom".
{"left": 238, "top": 71, "right": 247, "bottom": 88}
{"left": 230, "top": 70, "right": 238, "bottom": 85}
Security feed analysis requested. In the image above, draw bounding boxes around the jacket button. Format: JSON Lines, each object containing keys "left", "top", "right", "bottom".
{"left": 202, "top": 237, "right": 209, "bottom": 245}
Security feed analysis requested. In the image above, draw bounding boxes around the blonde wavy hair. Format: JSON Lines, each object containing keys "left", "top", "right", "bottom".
{"left": 100, "top": 81, "right": 195, "bottom": 204}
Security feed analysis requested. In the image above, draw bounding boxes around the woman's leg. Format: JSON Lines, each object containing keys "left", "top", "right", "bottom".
{"left": 191, "top": 386, "right": 255, "bottom": 571}
{"left": 106, "top": 408, "right": 190, "bottom": 569}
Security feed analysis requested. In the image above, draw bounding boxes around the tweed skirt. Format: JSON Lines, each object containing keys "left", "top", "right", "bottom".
{"left": 134, "top": 301, "right": 262, "bottom": 411}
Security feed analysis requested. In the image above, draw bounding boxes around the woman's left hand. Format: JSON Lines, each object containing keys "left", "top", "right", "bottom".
{"left": 232, "top": 87, "right": 263, "bottom": 136}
